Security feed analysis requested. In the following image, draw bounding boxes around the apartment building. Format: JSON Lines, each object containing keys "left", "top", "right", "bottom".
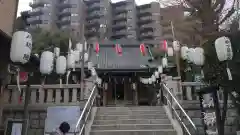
{"left": 24, "top": 0, "right": 191, "bottom": 45}
{"left": 28, "top": 0, "right": 58, "bottom": 30}
{"left": 137, "top": 2, "right": 161, "bottom": 45}
{"left": 84, "top": 0, "right": 111, "bottom": 41}
{"left": 111, "top": 0, "right": 137, "bottom": 40}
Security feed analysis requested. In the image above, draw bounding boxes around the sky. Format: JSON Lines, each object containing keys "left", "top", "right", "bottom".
{"left": 17, "top": 0, "right": 157, "bottom": 17}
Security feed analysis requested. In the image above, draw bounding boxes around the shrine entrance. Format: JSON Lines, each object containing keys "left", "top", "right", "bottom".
{"left": 106, "top": 76, "right": 134, "bottom": 106}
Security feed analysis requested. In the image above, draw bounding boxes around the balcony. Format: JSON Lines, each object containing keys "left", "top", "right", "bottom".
{"left": 84, "top": 0, "right": 100, "bottom": 6}
{"left": 27, "top": 17, "right": 42, "bottom": 25}
{"left": 139, "top": 26, "right": 153, "bottom": 32}
{"left": 58, "top": 17, "right": 71, "bottom": 25}
{"left": 59, "top": 9, "right": 71, "bottom": 18}
{"left": 28, "top": 8, "right": 44, "bottom": 16}
{"left": 139, "top": 32, "right": 154, "bottom": 40}
{"left": 85, "top": 28, "right": 99, "bottom": 36}
{"left": 138, "top": 17, "right": 152, "bottom": 25}
{"left": 112, "top": 21, "right": 127, "bottom": 30}
{"left": 87, "top": 3, "right": 101, "bottom": 13}
{"left": 113, "top": 7, "right": 127, "bottom": 14}
{"left": 86, "top": 12, "right": 102, "bottom": 20}
{"left": 138, "top": 11, "right": 152, "bottom": 17}
{"left": 58, "top": 1, "right": 72, "bottom": 9}
{"left": 112, "top": 1, "right": 127, "bottom": 7}
{"left": 137, "top": 4, "right": 151, "bottom": 10}
{"left": 86, "top": 20, "right": 99, "bottom": 28}
{"left": 113, "top": 13, "right": 127, "bottom": 21}
{"left": 111, "top": 34, "right": 126, "bottom": 40}
{"left": 29, "top": 1, "right": 45, "bottom": 8}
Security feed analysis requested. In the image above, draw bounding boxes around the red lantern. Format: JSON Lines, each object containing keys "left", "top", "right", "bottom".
{"left": 140, "top": 43, "right": 146, "bottom": 56}
{"left": 19, "top": 72, "right": 28, "bottom": 83}
{"left": 115, "top": 44, "right": 122, "bottom": 56}
{"left": 161, "top": 40, "right": 168, "bottom": 52}
{"left": 95, "top": 42, "right": 100, "bottom": 55}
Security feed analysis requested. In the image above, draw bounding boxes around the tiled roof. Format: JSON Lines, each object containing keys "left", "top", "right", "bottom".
{"left": 89, "top": 44, "right": 157, "bottom": 70}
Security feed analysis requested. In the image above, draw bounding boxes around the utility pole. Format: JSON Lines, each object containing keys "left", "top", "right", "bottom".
{"left": 171, "top": 21, "right": 181, "bottom": 78}
{"left": 80, "top": 24, "right": 85, "bottom": 100}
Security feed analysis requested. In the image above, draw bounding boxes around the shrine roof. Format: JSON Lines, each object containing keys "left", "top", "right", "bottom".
{"left": 88, "top": 43, "right": 157, "bottom": 70}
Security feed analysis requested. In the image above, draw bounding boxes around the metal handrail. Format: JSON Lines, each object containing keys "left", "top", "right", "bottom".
{"left": 161, "top": 83, "right": 198, "bottom": 135}
{"left": 74, "top": 85, "right": 97, "bottom": 135}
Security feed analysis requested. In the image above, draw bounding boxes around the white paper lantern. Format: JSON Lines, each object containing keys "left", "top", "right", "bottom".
{"left": 154, "top": 71, "right": 159, "bottom": 78}
{"left": 173, "top": 40, "right": 180, "bottom": 51}
{"left": 162, "top": 58, "right": 168, "bottom": 68}
{"left": 40, "top": 51, "right": 54, "bottom": 74}
{"left": 84, "top": 53, "right": 89, "bottom": 62}
{"left": 56, "top": 56, "right": 67, "bottom": 74}
{"left": 193, "top": 47, "right": 204, "bottom": 66}
{"left": 167, "top": 47, "right": 174, "bottom": 56}
{"left": 187, "top": 48, "right": 195, "bottom": 63}
{"left": 158, "top": 66, "right": 163, "bottom": 73}
{"left": 151, "top": 75, "right": 156, "bottom": 82}
{"left": 214, "top": 36, "right": 233, "bottom": 61}
{"left": 91, "top": 68, "right": 97, "bottom": 76}
{"left": 148, "top": 78, "right": 152, "bottom": 84}
{"left": 54, "top": 47, "right": 60, "bottom": 57}
{"left": 75, "top": 43, "right": 83, "bottom": 52}
{"left": 181, "top": 46, "right": 188, "bottom": 60}
{"left": 143, "top": 78, "right": 148, "bottom": 84}
{"left": 10, "top": 31, "right": 32, "bottom": 64}
{"left": 73, "top": 50, "right": 80, "bottom": 62}
{"left": 88, "top": 62, "right": 93, "bottom": 70}
{"left": 67, "top": 53, "right": 75, "bottom": 69}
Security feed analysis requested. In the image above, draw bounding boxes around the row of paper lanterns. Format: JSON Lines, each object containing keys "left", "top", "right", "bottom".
{"left": 140, "top": 36, "right": 234, "bottom": 84}
{"left": 10, "top": 31, "right": 89, "bottom": 75}
{"left": 164, "top": 36, "right": 233, "bottom": 67}
{"left": 9, "top": 31, "right": 102, "bottom": 89}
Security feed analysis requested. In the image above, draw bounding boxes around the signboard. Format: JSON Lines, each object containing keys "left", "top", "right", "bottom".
{"left": 44, "top": 106, "right": 81, "bottom": 134}
{"left": 4, "top": 119, "right": 25, "bottom": 135}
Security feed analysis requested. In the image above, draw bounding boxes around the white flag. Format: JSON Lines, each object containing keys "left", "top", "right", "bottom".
{"left": 68, "top": 38, "right": 72, "bottom": 52}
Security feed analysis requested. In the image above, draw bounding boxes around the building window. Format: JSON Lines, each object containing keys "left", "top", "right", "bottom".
{"left": 71, "top": 4, "right": 77, "bottom": 8}
{"left": 44, "top": 4, "right": 51, "bottom": 7}
{"left": 43, "top": 20, "right": 48, "bottom": 24}
{"left": 71, "top": 14, "right": 78, "bottom": 16}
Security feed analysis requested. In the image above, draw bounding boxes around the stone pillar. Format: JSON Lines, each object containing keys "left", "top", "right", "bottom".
{"left": 103, "top": 83, "right": 108, "bottom": 106}
{"left": 132, "top": 83, "right": 138, "bottom": 106}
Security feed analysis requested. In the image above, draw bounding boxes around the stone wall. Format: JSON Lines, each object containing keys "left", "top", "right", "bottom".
{"left": 2, "top": 110, "right": 46, "bottom": 135}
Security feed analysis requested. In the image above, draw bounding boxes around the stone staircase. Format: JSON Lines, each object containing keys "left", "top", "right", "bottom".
{"left": 178, "top": 100, "right": 238, "bottom": 135}
{"left": 89, "top": 106, "right": 177, "bottom": 135}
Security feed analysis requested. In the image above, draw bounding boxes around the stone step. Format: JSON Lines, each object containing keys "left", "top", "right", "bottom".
{"left": 91, "top": 124, "right": 173, "bottom": 130}
{"left": 97, "top": 107, "right": 164, "bottom": 111}
{"left": 97, "top": 111, "right": 166, "bottom": 115}
{"left": 90, "top": 129, "right": 177, "bottom": 135}
{"left": 94, "top": 114, "right": 168, "bottom": 120}
{"left": 93, "top": 119, "right": 171, "bottom": 125}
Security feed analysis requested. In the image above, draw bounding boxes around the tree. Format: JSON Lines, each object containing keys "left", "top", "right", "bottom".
{"left": 30, "top": 29, "right": 72, "bottom": 54}
{"left": 154, "top": 0, "right": 239, "bottom": 135}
